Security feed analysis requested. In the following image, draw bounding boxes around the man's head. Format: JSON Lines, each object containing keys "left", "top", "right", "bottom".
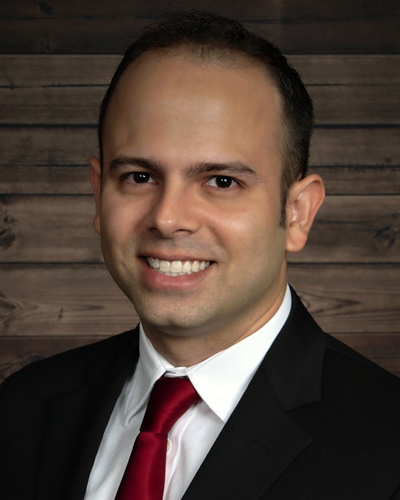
{"left": 91, "top": 11, "right": 324, "bottom": 365}
{"left": 98, "top": 11, "right": 314, "bottom": 224}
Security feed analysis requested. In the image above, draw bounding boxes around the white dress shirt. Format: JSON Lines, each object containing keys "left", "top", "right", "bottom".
{"left": 85, "top": 285, "right": 291, "bottom": 500}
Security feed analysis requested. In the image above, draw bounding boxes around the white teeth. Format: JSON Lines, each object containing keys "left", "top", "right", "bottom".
{"left": 159, "top": 260, "right": 170, "bottom": 273}
{"left": 171, "top": 261, "right": 183, "bottom": 273}
{"left": 148, "top": 257, "right": 160, "bottom": 269}
{"left": 147, "top": 258, "right": 211, "bottom": 276}
{"left": 182, "top": 260, "right": 191, "bottom": 273}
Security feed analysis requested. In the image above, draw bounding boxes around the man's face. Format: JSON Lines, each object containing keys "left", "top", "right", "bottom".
{"left": 92, "top": 52, "right": 293, "bottom": 355}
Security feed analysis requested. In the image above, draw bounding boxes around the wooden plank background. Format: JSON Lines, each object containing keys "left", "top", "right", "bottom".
{"left": 0, "top": 0, "right": 399, "bottom": 382}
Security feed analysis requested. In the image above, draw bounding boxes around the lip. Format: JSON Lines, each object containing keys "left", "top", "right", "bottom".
{"left": 138, "top": 256, "right": 215, "bottom": 291}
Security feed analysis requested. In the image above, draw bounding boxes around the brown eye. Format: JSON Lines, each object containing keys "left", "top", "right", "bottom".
{"left": 127, "top": 172, "right": 154, "bottom": 183}
{"left": 207, "top": 176, "right": 238, "bottom": 188}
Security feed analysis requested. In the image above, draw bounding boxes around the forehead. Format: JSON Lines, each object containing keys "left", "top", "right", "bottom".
{"left": 105, "top": 50, "right": 282, "bottom": 121}
{"left": 102, "top": 51, "right": 284, "bottom": 171}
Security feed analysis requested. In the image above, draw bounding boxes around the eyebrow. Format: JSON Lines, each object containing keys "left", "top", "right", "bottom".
{"left": 108, "top": 156, "right": 163, "bottom": 174}
{"left": 108, "top": 156, "right": 260, "bottom": 180}
{"left": 186, "top": 161, "right": 260, "bottom": 180}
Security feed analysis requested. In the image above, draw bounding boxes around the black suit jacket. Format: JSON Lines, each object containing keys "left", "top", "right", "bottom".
{"left": 1, "top": 290, "right": 400, "bottom": 499}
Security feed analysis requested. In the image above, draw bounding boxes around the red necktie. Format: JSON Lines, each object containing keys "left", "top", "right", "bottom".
{"left": 115, "top": 376, "right": 200, "bottom": 500}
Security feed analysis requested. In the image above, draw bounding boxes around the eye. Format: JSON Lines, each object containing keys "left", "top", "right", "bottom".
{"left": 126, "top": 172, "right": 155, "bottom": 184}
{"left": 207, "top": 176, "right": 238, "bottom": 189}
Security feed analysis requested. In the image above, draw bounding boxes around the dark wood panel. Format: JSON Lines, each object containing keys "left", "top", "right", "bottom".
{"left": 2, "top": 0, "right": 398, "bottom": 21}
{"left": 299, "top": 196, "right": 400, "bottom": 263}
{"left": 0, "top": 195, "right": 101, "bottom": 262}
{"left": 0, "top": 86, "right": 103, "bottom": 125}
{"left": 1, "top": 55, "right": 398, "bottom": 126}
{"left": 289, "top": 55, "right": 400, "bottom": 85}
{"left": 1, "top": 332, "right": 399, "bottom": 384}
{"left": 289, "top": 265, "right": 400, "bottom": 334}
{"left": 0, "top": 55, "right": 118, "bottom": 86}
{"left": 2, "top": 83, "right": 398, "bottom": 126}
{"left": 309, "top": 86, "right": 400, "bottom": 125}
{"left": 0, "top": 0, "right": 398, "bottom": 54}
{"left": 311, "top": 166, "right": 400, "bottom": 196}
{"left": 1, "top": 165, "right": 399, "bottom": 196}
{"left": 0, "top": 264, "right": 398, "bottom": 336}
{"left": 1, "top": 195, "right": 399, "bottom": 264}
{"left": 0, "top": 127, "right": 98, "bottom": 166}
{"left": 0, "top": 165, "right": 92, "bottom": 195}
{"left": 1, "top": 55, "right": 398, "bottom": 87}
{"left": 3, "top": 0, "right": 397, "bottom": 20}
{"left": 0, "top": 0, "right": 284, "bottom": 20}
{"left": 0, "top": 264, "right": 139, "bottom": 337}
{"left": 310, "top": 128, "right": 400, "bottom": 167}
{"left": 252, "top": 19, "right": 399, "bottom": 55}
{"left": 1, "top": 127, "right": 398, "bottom": 167}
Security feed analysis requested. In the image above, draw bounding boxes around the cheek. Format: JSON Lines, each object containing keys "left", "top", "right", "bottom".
{"left": 227, "top": 208, "right": 285, "bottom": 267}
{"left": 215, "top": 203, "right": 274, "bottom": 245}
{"left": 99, "top": 197, "right": 135, "bottom": 249}
{"left": 207, "top": 206, "right": 250, "bottom": 250}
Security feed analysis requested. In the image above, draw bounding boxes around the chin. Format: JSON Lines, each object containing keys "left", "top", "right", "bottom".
{"left": 139, "top": 308, "right": 214, "bottom": 337}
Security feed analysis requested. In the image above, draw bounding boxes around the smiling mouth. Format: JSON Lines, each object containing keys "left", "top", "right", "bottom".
{"left": 146, "top": 257, "right": 212, "bottom": 276}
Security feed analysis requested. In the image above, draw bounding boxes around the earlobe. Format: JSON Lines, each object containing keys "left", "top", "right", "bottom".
{"left": 285, "top": 174, "right": 325, "bottom": 253}
{"left": 89, "top": 157, "right": 102, "bottom": 235}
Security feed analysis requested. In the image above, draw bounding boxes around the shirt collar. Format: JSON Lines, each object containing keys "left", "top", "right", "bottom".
{"left": 122, "top": 285, "right": 291, "bottom": 425}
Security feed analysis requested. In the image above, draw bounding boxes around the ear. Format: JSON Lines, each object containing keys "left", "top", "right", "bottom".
{"left": 285, "top": 174, "right": 325, "bottom": 253}
{"left": 89, "top": 156, "right": 102, "bottom": 235}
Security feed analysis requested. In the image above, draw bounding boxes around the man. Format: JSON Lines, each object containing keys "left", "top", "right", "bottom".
{"left": 1, "top": 11, "right": 400, "bottom": 500}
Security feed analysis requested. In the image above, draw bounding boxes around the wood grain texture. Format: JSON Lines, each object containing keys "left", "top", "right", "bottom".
{"left": 1, "top": 55, "right": 399, "bottom": 126}
{"left": 312, "top": 166, "right": 400, "bottom": 196}
{"left": 3, "top": 0, "right": 397, "bottom": 20}
{"left": 288, "top": 265, "right": 400, "bottom": 334}
{"left": 2, "top": 55, "right": 399, "bottom": 86}
{"left": 302, "top": 196, "right": 400, "bottom": 263}
{"left": 0, "top": 195, "right": 399, "bottom": 263}
{"left": 0, "top": 264, "right": 398, "bottom": 337}
{"left": 0, "top": 165, "right": 92, "bottom": 195}
{"left": 0, "top": 0, "right": 398, "bottom": 54}
{"left": 0, "top": 195, "right": 101, "bottom": 262}
{"left": 0, "top": 264, "right": 139, "bottom": 337}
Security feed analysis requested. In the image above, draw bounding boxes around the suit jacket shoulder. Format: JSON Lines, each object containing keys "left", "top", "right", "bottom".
{"left": 184, "top": 291, "right": 400, "bottom": 500}
{"left": 0, "top": 327, "right": 140, "bottom": 500}
{"left": 1, "top": 327, "right": 139, "bottom": 398}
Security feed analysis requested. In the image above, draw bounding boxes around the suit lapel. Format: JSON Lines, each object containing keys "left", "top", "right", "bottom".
{"left": 183, "top": 366, "right": 313, "bottom": 500}
{"left": 36, "top": 328, "right": 140, "bottom": 500}
{"left": 183, "top": 290, "right": 325, "bottom": 499}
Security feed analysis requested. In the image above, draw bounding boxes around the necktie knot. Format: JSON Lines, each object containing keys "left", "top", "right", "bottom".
{"left": 141, "top": 376, "right": 200, "bottom": 434}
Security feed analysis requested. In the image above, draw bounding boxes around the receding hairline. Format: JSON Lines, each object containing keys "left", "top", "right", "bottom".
{"left": 101, "top": 45, "right": 289, "bottom": 165}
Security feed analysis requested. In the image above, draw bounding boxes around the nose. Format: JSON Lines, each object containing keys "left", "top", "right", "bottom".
{"left": 146, "top": 184, "right": 200, "bottom": 238}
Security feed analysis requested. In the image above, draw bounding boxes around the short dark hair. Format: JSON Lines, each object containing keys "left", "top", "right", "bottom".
{"left": 98, "top": 11, "right": 313, "bottom": 224}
